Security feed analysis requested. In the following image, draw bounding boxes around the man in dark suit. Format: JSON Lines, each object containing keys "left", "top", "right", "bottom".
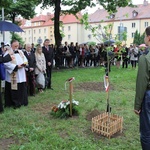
{"left": 24, "top": 44, "right": 36, "bottom": 96}
{"left": 42, "top": 39, "right": 54, "bottom": 90}
{"left": 31, "top": 43, "right": 36, "bottom": 53}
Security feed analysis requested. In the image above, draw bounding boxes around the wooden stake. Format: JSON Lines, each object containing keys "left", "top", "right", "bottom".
{"left": 69, "top": 82, "right": 73, "bottom": 117}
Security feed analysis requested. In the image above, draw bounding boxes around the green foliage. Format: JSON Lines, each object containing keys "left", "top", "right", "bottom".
{"left": 140, "top": 32, "right": 145, "bottom": 44}
{"left": 98, "top": 0, "right": 133, "bottom": 13}
{"left": 59, "top": 21, "right": 65, "bottom": 38}
{"left": 0, "top": 0, "right": 11, "bottom": 8}
{"left": 51, "top": 105, "right": 79, "bottom": 119}
{"left": 0, "top": 0, "right": 40, "bottom": 23}
{"left": 11, "top": 33, "right": 24, "bottom": 45}
{"left": 51, "top": 100, "right": 79, "bottom": 118}
{"left": 121, "top": 31, "right": 127, "bottom": 42}
{"left": 88, "top": 41, "right": 96, "bottom": 46}
{"left": 133, "top": 30, "right": 145, "bottom": 45}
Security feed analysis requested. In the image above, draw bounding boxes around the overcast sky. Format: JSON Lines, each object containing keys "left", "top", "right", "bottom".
{"left": 35, "top": 0, "right": 150, "bottom": 15}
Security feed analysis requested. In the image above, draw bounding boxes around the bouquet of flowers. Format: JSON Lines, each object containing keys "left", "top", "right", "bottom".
{"left": 51, "top": 99, "right": 79, "bottom": 118}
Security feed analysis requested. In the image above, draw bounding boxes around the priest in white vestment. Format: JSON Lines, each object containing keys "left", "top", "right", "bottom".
{"left": 4, "top": 40, "right": 28, "bottom": 108}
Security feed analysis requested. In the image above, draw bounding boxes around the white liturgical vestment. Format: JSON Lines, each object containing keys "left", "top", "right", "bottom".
{"left": 4, "top": 50, "right": 28, "bottom": 83}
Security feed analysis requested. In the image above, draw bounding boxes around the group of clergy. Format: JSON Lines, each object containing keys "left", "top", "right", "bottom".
{"left": 0, "top": 39, "right": 54, "bottom": 112}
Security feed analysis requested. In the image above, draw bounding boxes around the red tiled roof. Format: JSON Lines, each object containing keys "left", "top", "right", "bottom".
{"left": 31, "top": 15, "right": 47, "bottom": 22}
{"left": 89, "top": 3, "right": 150, "bottom": 23}
{"left": 60, "top": 13, "right": 82, "bottom": 24}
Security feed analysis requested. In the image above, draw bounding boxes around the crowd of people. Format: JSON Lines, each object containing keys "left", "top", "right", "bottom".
{"left": 0, "top": 39, "right": 147, "bottom": 113}
{"left": 53, "top": 42, "right": 146, "bottom": 71}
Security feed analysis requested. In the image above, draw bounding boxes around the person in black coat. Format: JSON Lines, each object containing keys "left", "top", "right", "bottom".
{"left": 24, "top": 44, "right": 36, "bottom": 96}
{"left": 122, "top": 44, "right": 129, "bottom": 68}
{"left": 0, "top": 52, "right": 13, "bottom": 112}
{"left": 42, "top": 39, "right": 54, "bottom": 89}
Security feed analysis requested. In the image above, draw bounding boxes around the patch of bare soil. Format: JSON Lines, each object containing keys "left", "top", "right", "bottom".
{"left": 31, "top": 103, "right": 53, "bottom": 115}
{"left": 75, "top": 82, "right": 114, "bottom": 92}
{"left": 0, "top": 137, "right": 19, "bottom": 150}
{"left": 86, "top": 109, "right": 102, "bottom": 121}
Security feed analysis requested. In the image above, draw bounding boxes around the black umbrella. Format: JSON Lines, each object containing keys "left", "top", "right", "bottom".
{"left": 104, "top": 39, "right": 115, "bottom": 45}
{"left": 0, "top": 21, "right": 24, "bottom": 32}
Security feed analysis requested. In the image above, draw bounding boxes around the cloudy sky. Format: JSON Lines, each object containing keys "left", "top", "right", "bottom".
{"left": 35, "top": 0, "right": 150, "bottom": 15}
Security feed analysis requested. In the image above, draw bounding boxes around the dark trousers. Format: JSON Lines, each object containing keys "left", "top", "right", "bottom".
{"left": 140, "top": 90, "right": 150, "bottom": 150}
{"left": 131, "top": 60, "right": 137, "bottom": 68}
{"left": 122, "top": 58, "right": 128, "bottom": 68}
{"left": 26, "top": 72, "right": 35, "bottom": 96}
{"left": 46, "top": 66, "right": 52, "bottom": 88}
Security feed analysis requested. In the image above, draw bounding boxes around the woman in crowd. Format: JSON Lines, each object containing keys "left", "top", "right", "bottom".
{"left": 129, "top": 44, "right": 138, "bottom": 69}
{"left": 35, "top": 45, "right": 46, "bottom": 93}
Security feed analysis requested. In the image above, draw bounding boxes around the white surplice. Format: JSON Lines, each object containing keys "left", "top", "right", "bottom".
{"left": 4, "top": 50, "right": 28, "bottom": 83}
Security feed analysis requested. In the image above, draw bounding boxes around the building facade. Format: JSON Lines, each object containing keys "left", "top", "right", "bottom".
{"left": 19, "top": 1, "right": 150, "bottom": 47}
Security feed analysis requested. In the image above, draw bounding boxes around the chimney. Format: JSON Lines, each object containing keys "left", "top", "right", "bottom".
{"left": 143, "top": 0, "right": 148, "bottom": 6}
{"left": 46, "top": 12, "right": 51, "bottom": 21}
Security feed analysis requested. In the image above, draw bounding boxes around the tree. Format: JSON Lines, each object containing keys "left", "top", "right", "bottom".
{"left": 139, "top": 32, "right": 145, "bottom": 44}
{"left": 41, "top": 0, "right": 95, "bottom": 47}
{"left": 0, "top": 0, "right": 11, "bottom": 8}
{"left": 133, "top": 30, "right": 145, "bottom": 45}
{"left": 0, "top": 0, "right": 40, "bottom": 23}
{"left": 98, "top": 0, "right": 133, "bottom": 13}
{"left": 11, "top": 33, "right": 24, "bottom": 45}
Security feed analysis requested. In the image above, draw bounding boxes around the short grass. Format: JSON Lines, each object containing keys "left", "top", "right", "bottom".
{"left": 0, "top": 65, "right": 141, "bottom": 150}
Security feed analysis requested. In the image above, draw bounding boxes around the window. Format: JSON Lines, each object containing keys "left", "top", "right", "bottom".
{"left": 34, "top": 22, "right": 36, "bottom": 26}
{"left": 34, "top": 37, "right": 36, "bottom": 42}
{"left": 132, "top": 23, "right": 136, "bottom": 28}
{"left": 50, "top": 35, "right": 53, "bottom": 37}
{"left": 120, "top": 23, "right": 123, "bottom": 27}
{"left": 39, "top": 29, "right": 41, "bottom": 34}
{"left": 44, "top": 36, "right": 46, "bottom": 39}
{"left": 29, "top": 30, "right": 30, "bottom": 35}
{"left": 118, "top": 26, "right": 127, "bottom": 41}
{"left": 25, "top": 38, "right": 26, "bottom": 41}
{"left": 132, "top": 32, "right": 135, "bottom": 38}
{"left": 62, "top": 27, "right": 64, "bottom": 31}
{"left": 38, "top": 22, "right": 40, "bottom": 26}
{"left": 110, "top": 14, "right": 115, "bottom": 19}
{"left": 44, "top": 28, "right": 46, "bottom": 33}
{"left": 29, "top": 37, "right": 31, "bottom": 42}
{"left": 68, "top": 26, "right": 71, "bottom": 31}
{"left": 132, "top": 10, "right": 138, "bottom": 17}
{"left": 145, "top": 22, "right": 149, "bottom": 27}
{"left": 34, "top": 30, "right": 36, "bottom": 34}
{"left": 68, "top": 35, "right": 71, "bottom": 40}
{"left": 88, "top": 34, "right": 91, "bottom": 40}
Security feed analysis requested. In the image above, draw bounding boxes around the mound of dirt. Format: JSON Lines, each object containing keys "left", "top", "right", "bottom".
{"left": 75, "top": 82, "right": 113, "bottom": 92}
{"left": 86, "top": 109, "right": 102, "bottom": 121}
{"left": 0, "top": 137, "right": 19, "bottom": 150}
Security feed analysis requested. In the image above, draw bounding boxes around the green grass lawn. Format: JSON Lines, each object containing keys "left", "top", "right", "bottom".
{"left": 0, "top": 66, "right": 141, "bottom": 150}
